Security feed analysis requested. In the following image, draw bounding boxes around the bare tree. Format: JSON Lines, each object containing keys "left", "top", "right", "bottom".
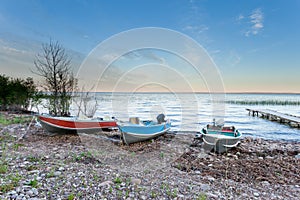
{"left": 73, "top": 85, "right": 98, "bottom": 118}
{"left": 34, "top": 40, "right": 76, "bottom": 116}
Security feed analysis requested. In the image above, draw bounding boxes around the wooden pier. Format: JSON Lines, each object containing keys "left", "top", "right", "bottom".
{"left": 246, "top": 108, "right": 300, "bottom": 128}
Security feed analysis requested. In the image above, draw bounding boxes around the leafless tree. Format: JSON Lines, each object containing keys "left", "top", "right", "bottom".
{"left": 34, "top": 40, "right": 76, "bottom": 116}
{"left": 73, "top": 85, "right": 98, "bottom": 118}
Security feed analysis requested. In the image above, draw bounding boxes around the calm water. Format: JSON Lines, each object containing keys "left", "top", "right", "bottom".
{"left": 69, "top": 93, "right": 300, "bottom": 141}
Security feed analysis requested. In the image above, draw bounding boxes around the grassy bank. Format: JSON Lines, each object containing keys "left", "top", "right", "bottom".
{"left": 0, "top": 113, "right": 31, "bottom": 126}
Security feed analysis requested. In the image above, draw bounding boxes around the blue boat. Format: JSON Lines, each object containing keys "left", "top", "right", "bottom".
{"left": 118, "top": 115, "right": 171, "bottom": 144}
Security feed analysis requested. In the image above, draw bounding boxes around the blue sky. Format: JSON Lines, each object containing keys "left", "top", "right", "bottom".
{"left": 0, "top": 0, "right": 299, "bottom": 93}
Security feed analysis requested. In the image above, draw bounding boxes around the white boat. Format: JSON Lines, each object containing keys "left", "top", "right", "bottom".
{"left": 200, "top": 124, "right": 242, "bottom": 153}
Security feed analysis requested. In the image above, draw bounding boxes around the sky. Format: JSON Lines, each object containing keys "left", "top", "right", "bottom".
{"left": 0, "top": 0, "right": 299, "bottom": 93}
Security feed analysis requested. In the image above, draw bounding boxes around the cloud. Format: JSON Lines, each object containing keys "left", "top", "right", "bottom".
{"left": 228, "top": 51, "right": 241, "bottom": 66}
{"left": 237, "top": 14, "right": 244, "bottom": 21}
{"left": 238, "top": 8, "right": 264, "bottom": 36}
{"left": 180, "top": 0, "right": 210, "bottom": 44}
{"left": 183, "top": 25, "right": 209, "bottom": 34}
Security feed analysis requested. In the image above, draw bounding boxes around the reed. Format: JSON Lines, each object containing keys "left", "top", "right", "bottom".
{"left": 226, "top": 100, "right": 300, "bottom": 106}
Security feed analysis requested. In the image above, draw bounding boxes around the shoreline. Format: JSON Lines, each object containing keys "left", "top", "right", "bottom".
{"left": 0, "top": 115, "right": 299, "bottom": 199}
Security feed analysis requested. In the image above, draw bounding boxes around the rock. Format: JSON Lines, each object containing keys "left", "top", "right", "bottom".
{"left": 131, "top": 178, "right": 141, "bottom": 185}
{"left": 99, "top": 180, "right": 113, "bottom": 187}
{"left": 258, "top": 157, "right": 264, "bottom": 160}
{"left": 200, "top": 184, "right": 210, "bottom": 191}
{"left": 8, "top": 190, "right": 17, "bottom": 195}
{"left": 16, "top": 187, "right": 21, "bottom": 193}
{"left": 295, "top": 154, "right": 300, "bottom": 159}
{"left": 120, "top": 182, "right": 126, "bottom": 187}
{"left": 22, "top": 185, "right": 32, "bottom": 190}
{"left": 207, "top": 193, "right": 218, "bottom": 198}
{"left": 54, "top": 171, "right": 61, "bottom": 177}
{"left": 58, "top": 167, "right": 65, "bottom": 171}
{"left": 253, "top": 192, "right": 260, "bottom": 197}
{"left": 26, "top": 189, "right": 34, "bottom": 197}
{"left": 262, "top": 181, "right": 270, "bottom": 186}
{"left": 16, "top": 196, "right": 23, "bottom": 200}
{"left": 129, "top": 192, "right": 135, "bottom": 198}
{"left": 32, "top": 188, "right": 38, "bottom": 196}
{"left": 207, "top": 176, "right": 215, "bottom": 182}
{"left": 257, "top": 138, "right": 262, "bottom": 144}
{"left": 77, "top": 171, "right": 84, "bottom": 176}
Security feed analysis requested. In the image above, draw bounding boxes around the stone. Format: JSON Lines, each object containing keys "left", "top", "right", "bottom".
{"left": 32, "top": 188, "right": 38, "bottom": 196}
{"left": 129, "top": 193, "right": 135, "bottom": 198}
{"left": 207, "top": 176, "right": 215, "bottom": 182}
{"left": 253, "top": 192, "right": 260, "bottom": 197}
{"left": 295, "top": 154, "right": 300, "bottom": 159}
{"left": 131, "top": 178, "right": 141, "bottom": 185}
{"left": 54, "top": 171, "right": 61, "bottom": 176}
{"left": 26, "top": 189, "right": 34, "bottom": 196}
{"left": 99, "top": 180, "right": 113, "bottom": 187}
{"left": 22, "top": 185, "right": 32, "bottom": 190}
{"left": 262, "top": 181, "right": 270, "bottom": 186}
{"left": 58, "top": 167, "right": 65, "bottom": 171}
{"left": 200, "top": 184, "right": 210, "bottom": 191}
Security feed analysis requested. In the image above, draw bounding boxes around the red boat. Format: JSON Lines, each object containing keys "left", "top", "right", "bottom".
{"left": 38, "top": 115, "right": 117, "bottom": 134}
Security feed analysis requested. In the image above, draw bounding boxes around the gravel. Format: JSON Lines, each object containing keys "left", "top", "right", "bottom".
{"left": 0, "top": 114, "right": 299, "bottom": 199}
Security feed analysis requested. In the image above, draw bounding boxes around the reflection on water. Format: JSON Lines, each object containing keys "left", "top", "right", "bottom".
{"left": 68, "top": 93, "right": 300, "bottom": 141}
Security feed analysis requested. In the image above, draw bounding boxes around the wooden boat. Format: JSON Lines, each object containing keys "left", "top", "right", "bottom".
{"left": 118, "top": 117, "right": 171, "bottom": 144}
{"left": 38, "top": 114, "right": 117, "bottom": 134}
{"left": 200, "top": 124, "right": 242, "bottom": 153}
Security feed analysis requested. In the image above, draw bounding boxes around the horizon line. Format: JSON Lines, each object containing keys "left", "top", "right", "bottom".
{"left": 70, "top": 91, "right": 300, "bottom": 95}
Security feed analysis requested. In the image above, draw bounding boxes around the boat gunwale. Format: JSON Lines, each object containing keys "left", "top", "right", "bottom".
{"left": 39, "top": 115, "right": 116, "bottom": 123}
{"left": 40, "top": 119, "right": 115, "bottom": 130}
{"left": 121, "top": 127, "right": 171, "bottom": 137}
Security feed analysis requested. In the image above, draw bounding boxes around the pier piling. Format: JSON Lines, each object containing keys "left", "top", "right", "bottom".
{"left": 246, "top": 108, "right": 300, "bottom": 128}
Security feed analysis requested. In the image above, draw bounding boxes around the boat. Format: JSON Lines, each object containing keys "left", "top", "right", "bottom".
{"left": 199, "top": 124, "right": 242, "bottom": 153}
{"left": 38, "top": 114, "right": 117, "bottom": 134}
{"left": 118, "top": 115, "right": 171, "bottom": 144}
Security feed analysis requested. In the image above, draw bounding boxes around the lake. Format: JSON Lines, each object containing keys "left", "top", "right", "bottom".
{"left": 69, "top": 93, "right": 300, "bottom": 141}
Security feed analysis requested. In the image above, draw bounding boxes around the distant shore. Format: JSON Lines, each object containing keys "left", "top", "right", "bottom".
{"left": 0, "top": 113, "right": 299, "bottom": 199}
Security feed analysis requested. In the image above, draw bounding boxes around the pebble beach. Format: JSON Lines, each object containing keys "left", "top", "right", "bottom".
{"left": 0, "top": 113, "right": 300, "bottom": 199}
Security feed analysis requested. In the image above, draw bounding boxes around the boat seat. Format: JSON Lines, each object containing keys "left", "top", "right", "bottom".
{"left": 207, "top": 124, "right": 222, "bottom": 130}
{"left": 129, "top": 117, "right": 140, "bottom": 124}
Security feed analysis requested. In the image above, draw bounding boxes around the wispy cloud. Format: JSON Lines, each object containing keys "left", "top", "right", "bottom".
{"left": 181, "top": 0, "right": 210, "bottom": 44}
{"left": 183, "top": 25, "right": 209, "bottom": 34}
{"left": 237, "top": 14, "right": 244, "bottom": 21}
{"left": 237, "top": 8, "right": 264, "bottom": 36}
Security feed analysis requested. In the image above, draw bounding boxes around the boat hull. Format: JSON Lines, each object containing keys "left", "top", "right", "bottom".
{"left": 38, "top": 115, "right": 117, "bottom": 134}
{"left": 118, "top": 123, "right": 171, "bottom": 144}
{"left": 200, "top": 127, "right": 242, "bottom": 153}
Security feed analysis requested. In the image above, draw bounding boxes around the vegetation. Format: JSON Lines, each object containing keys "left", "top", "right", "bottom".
{"left": 73, "top": 86, "right": 98, "bottom": 118}
{"left": 226, "top": 100, "right": 300, "bottom": 105}
{"left": 0, "top": 115, "right": 31, "bottom": 125}
{"left": 34, "top": 40, "right": 77, "bottom": 116}
{"left": 0, "top": 75, "right": 37, "bottom": 111}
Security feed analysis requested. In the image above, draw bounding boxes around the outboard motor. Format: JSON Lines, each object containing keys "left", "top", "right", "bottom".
{"left": 156, "top": 113, "right": 166, "bottom": 124}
